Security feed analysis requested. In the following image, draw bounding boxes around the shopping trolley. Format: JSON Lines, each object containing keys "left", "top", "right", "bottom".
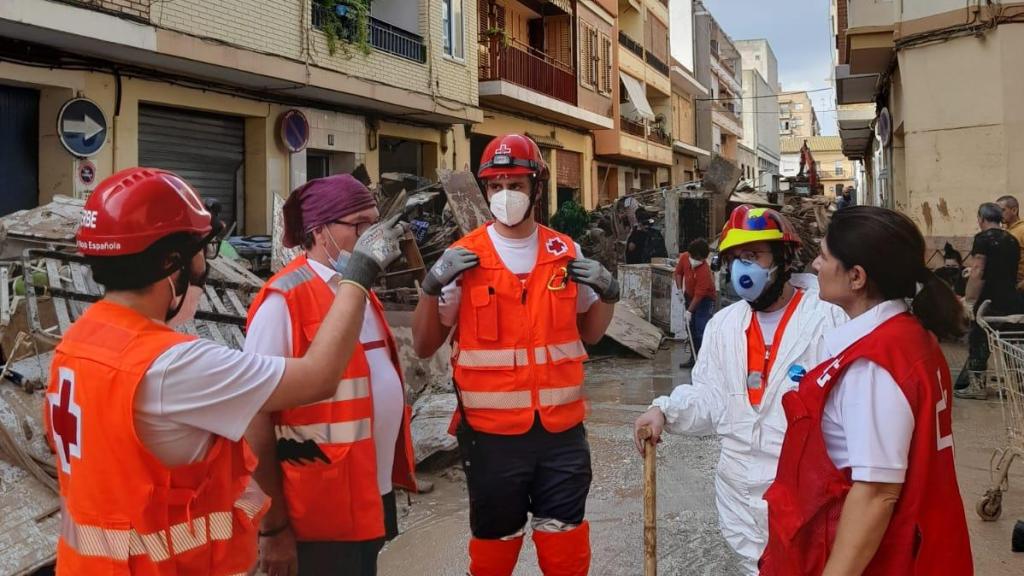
{"left": 974, "top": 301, "right": 1024, "bottom": 521}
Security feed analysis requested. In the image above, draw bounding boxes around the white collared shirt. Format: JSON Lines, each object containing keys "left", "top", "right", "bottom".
{"left": 246, "top": 257, "right": 404, "bottom": 495}
{"left": 821, "top": 299, "right": 915, "bottom": 483}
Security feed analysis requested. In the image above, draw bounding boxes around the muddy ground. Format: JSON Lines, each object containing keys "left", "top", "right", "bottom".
{"left": 379, "top": 342, "right": 1024, "bottom": 576}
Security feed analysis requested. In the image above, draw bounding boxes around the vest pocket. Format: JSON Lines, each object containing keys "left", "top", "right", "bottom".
{"left": 470, "top": 285, "right": 499, "bottom": 341}
{"left": 279, "top": 442, "right": 384, "bottom": 541}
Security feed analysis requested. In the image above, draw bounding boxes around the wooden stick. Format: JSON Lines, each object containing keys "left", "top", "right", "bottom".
{"left": 639, "top": 426, "right": 657, "bottom": 576}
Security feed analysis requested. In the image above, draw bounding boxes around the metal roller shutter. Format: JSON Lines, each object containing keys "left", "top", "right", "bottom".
{"left": 0, "top": 85, "right": 39, "bottom": 216}
{"left": 139, "top": 105, "right": 245, "bottom": 230}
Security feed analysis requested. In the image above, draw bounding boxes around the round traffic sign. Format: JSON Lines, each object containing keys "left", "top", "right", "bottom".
{"left": 78, "top": 160, "right": 97, "bottom": 186}
{"left": 58, "top": 98, "right": 108, "bottom": 157}
{"left": 280, "top": 109, "right": 310, "bottom": 153}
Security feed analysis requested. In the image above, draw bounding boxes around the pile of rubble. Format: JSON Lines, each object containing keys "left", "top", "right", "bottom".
{"left": 780, "top": 195, "right": 833, "bottom": 270}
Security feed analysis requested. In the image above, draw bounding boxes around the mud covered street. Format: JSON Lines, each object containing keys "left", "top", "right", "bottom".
{"left": 379, "top": 343, "right": 742, "bottom": 575}
{"left": 380, "top": 343, "right": 1024, "bottom": 576}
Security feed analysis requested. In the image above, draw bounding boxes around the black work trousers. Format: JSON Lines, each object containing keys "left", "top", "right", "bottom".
{"left": 461, "top": 415, "right": 592, "bottom": 539}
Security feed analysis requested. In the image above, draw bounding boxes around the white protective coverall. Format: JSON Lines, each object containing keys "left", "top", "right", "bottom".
{"left": 652, "top": 273, "right": 846, "bottom": 574}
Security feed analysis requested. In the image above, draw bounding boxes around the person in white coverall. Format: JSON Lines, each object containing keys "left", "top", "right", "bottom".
{"left": 633, "top": 205, "right": 846, "bottom": 574}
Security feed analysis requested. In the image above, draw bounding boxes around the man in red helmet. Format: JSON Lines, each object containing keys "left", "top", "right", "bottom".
{"left": 412, "top": 134, "right": 617, "bottom": 575}
{"left": 45, "top": 167, "right": 405, "bottom": 575}
{"left": 633, "top": 205, "right": 846, "bottom": 574}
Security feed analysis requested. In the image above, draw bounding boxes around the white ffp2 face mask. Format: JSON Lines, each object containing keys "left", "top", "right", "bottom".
{"left": 489, "top": 189, "right": 531, "bottom": 227}
{"left": 166, "top": 279, "right": 202, "bottom": 328}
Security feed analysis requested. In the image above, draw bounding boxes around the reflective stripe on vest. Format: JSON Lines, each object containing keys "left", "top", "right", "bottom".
{"left": 457, "top": 340, "right": 586, "bottom": 369}
{"left": 460, "top": 384, "right": 584, "bottom": 410}
{"left": 276, "top": 417, "right": 372, "bottom": 445}
{"left": 58, "top": 477, "right": 265, "bottom": 563}
{"left": 307, "top": 377, "right": 371, "bottom": 405}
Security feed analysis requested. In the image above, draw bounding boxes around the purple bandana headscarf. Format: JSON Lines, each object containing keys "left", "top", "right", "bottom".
{"left": 282, "top": 174, "right": 377, "bottom": 248}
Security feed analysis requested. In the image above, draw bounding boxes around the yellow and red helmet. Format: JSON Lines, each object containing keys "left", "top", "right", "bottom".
{"left": 718, "top": 204, "right": 801, "bottom": 254}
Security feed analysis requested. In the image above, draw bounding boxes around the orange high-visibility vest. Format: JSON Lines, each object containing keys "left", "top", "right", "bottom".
{"left": 247, "top": 254, "right": 417, "bottom": 542}
{"left": 744, "top": 290, "right": 804, "bottom": 407}
{"left": 46, "top": 301, "right": 268, "bottom": 576}
{"left": 451, "top": 224, "right": 588, "bottom": 435}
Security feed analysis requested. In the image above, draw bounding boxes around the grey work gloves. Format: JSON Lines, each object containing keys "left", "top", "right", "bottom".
{"left": 568, "top": 257, "right": 620, "bottom": 303}
{"left": 341, "top": 214, "right": 407, "bottom": 290}
{"left": 421, "top": 247, "right": 480, "bottom": 296}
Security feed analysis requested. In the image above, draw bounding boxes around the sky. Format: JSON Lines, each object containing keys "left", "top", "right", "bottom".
{"left": 702, "top": 0, "right": 838, "bottom": 135}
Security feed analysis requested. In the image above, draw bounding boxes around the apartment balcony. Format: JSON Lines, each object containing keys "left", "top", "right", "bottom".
{"left": 645, "top": 0, "right": 669, "bottom": 34}
{"left": 620, "top": 31, "right": 645, "bottom": 60}
{"left": 594, "top": 117, "right": 672, "bottom": 166}
{"left": 710, "top": 57, "right": 742, "bottom": 94}
{"left": 313, "top": 4, "right": 426, "bottom": 63}
{"left": 845, "top": 0, "right": 895, "bottom": 75}
{"left": 645, "top": 50, "right": 669, "bottom": 77}
{"left": 478, "top": 37, "right": 612, "bottom": 130}
{"left": 712, "top": 107, "right": 743, "bottom": 140}
{"left": 838, "top": 103, "right": 875, "bottom": 160}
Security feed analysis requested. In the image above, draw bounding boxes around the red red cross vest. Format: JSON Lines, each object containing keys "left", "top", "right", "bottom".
{"left": 247, "top": 254, "right": 416, "bottom": 542}
{"left": 760, "top": 313, "right": 973, "bottom": 575}
{"left": 47, "top": 301, "right": 268, "bottom": 575}
{"left": 450, "top": 224, "right": 588, "bottom": 435}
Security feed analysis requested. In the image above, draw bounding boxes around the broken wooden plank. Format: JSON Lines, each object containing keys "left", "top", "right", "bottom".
{"left": 67, "top": 263, "right": 94, "bottom": 320}
{"left": 604, "top": 305, "right": 664, "bottom": 359}
{"left": 203, "top": 286, "right": 245, "bottom": 349}
{"left": 43, "top": 259, "right": 72, "bottom": 334}
{"left": 437, "top": 169, "right": 490, "bottom": 234}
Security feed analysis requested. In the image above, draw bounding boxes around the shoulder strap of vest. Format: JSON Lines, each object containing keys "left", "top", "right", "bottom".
{"left": 453, "top": 224, "right": 505, "bottom": 269}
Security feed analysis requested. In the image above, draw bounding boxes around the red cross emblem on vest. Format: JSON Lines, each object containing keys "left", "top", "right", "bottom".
{"left": 48, "top": 368, "right": 82, "bottom": 474}
{"left": 546, "top": 237, "right": 568, "bottom": 256}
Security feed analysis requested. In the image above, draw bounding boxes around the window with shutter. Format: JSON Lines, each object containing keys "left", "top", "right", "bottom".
{"left": 590, "top": 29, "right": 599, "bottom": 86}
{"left": 579, "top": 20, "right": 594, "bottom": 90}
{"left": 478, "top": 0, "right": 488, "bottom": 36}
{"left": 600, "top": 33, "right": 612, "bottom": 95}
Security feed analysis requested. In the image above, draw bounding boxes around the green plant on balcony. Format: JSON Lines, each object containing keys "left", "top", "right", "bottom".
{"left": 318, "top": 0, "right": 374, "bottom": 57}
{"left": 482, "top": 27, "right": 510, "bottom": 47}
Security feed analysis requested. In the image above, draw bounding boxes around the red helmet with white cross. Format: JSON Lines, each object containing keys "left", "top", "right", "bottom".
{"left": 477, "top": 133, "right": 549, "bottom": 183}
{"left": 77, "top": 167, "right": 212, "bottom": 256}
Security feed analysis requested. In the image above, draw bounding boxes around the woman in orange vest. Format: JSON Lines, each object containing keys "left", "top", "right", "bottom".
{"left": 761, "top": 207, "right": 972, "bottom": 575}
{"left": 245, "top": 174, "right": 417, "bottom": 576}
{"left": 46, "top": 167, "right": 405, "bottom": 575}
{"left": 412, "top": 134, "right": 618, "bottom": 576}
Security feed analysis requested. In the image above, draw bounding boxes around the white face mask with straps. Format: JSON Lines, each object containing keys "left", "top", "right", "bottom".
{"left": 489, "top": 189, "right": 532, "bottom": 227}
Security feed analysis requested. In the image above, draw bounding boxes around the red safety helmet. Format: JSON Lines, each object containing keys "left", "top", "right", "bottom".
{"left": 77, "top": 167, "right": 212, "bottom": 257}
{"left": 718, "top": 204, "right": 801, "bottom": 254}
{"left": 478, "top": 133, "right": 549, "bottom": 182}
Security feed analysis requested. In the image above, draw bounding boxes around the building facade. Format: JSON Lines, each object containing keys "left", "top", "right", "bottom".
{"left": 780, "top": 136, "right": 855, "bottom": 198}
{"left": 693, "top": 0, "right": 743, "bottom": 164}
{"left": 736, "top": 39, "right": 780, "bottom": 192}
{"left": 472, "top": 0, "right": 615, "bottom": 218}
{"left": 778, "top": 90, "right": 821, "bottom": 139}
{"left": 592, "top": 0, "right": 673, "bottom": 202}
{"left": 0, "top": 0, "right": 482, "bottom": 233}
{"left": 669, "top": 0, "right": 710, "bottom": 186}
{"left": 833, "top": 0, "right": 1024, "bottom": 250}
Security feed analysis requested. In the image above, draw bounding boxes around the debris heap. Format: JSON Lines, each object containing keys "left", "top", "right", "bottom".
{"left": 780, "top": 195, "right": 833, "bottom": 269}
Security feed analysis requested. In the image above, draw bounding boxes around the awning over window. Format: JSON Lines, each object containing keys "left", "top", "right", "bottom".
{"left": 619, "top": 72, "right": 655, "bottom": 121}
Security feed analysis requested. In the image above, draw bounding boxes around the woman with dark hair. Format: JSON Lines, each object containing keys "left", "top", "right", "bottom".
{"left": 760, "top": 206, "right": 973, "bottom": 576}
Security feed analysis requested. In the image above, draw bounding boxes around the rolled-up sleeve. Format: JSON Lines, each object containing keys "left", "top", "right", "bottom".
{"left": 651, "top": 317, "right": 727, "bottom": 435}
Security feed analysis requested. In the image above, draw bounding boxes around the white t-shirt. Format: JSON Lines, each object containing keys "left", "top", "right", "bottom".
{"left": 135, "top": 340, "right": 284, "bottom": 467}
{"left": 821, "top": 299, "right": 915, "bottom": 483}
{"left": 755, "top": 305, "right": 788, "bottom": 346}
{"left": 438, "top": 225, "right": 600, "bottom": 327}
{"left": 245, "top": 257, "right": 404, "bottom": 495}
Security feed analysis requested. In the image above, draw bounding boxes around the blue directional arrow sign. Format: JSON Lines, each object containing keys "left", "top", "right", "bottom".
{"left": 58, "top": 98, "right": 108, "bottom": 157}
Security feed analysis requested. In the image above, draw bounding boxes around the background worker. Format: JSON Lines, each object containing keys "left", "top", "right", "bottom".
{"left": 956, "top": 201, "right": 1020, "bottom": 399}
{"left": 674, "top": 237, "right": 716, "bottom": 368}
{"left": 632, "top": 205, "right": 846, "bottom": 575}
{"left": 245, "top": 174, "right": 417, "bottom": 576}
{"left": 47, "top": 167, "right": 405, "bottom": 575}
{"left": 411, "top": 133, "right": 617, "bottom": 576}
{"left": 997, "top": 195, "right": 1024, "bottom": 305}
{"left": 761, "top": 206, "right": 972, "bottom": 576}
